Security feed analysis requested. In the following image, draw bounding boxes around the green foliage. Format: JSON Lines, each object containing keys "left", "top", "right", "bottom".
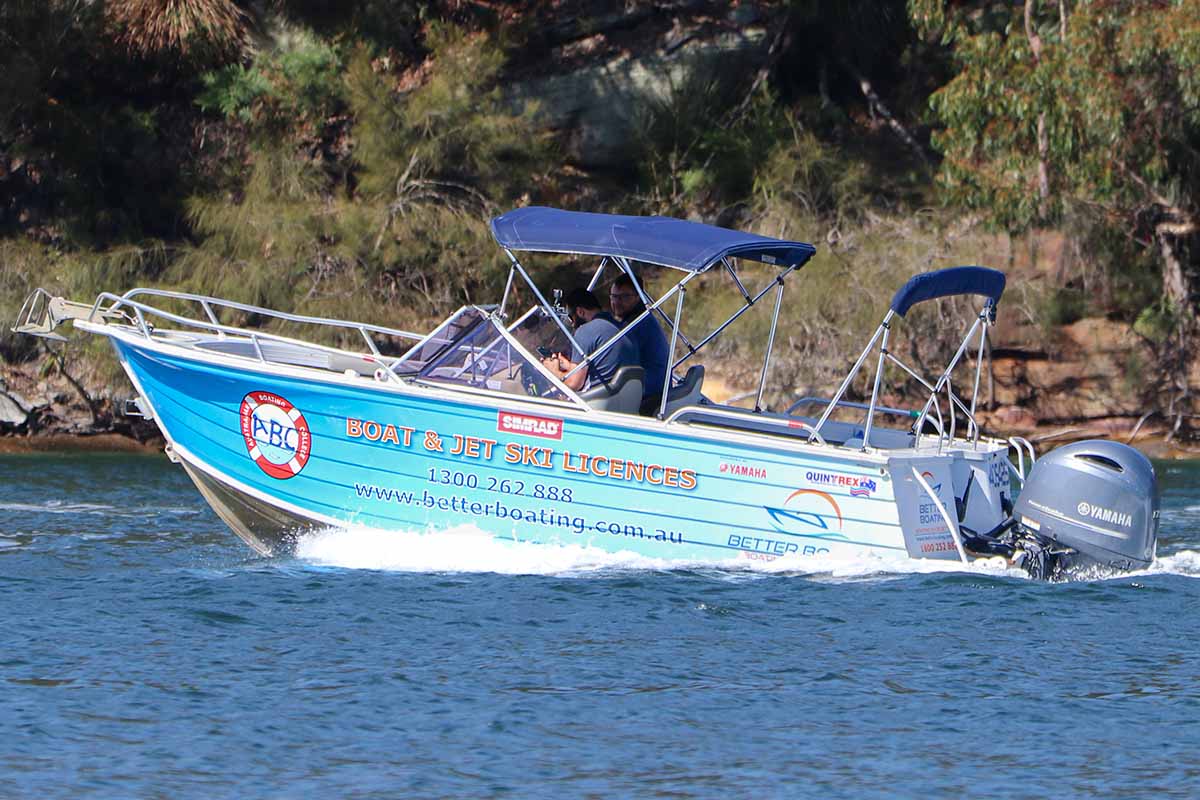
{"left": 347, "top": 25, "right": 551, "bottom": 207}
{"left": 753, "top": 123, "right": 870, "bottom": 229}
{"left": 197, "top": 66, "right": 273, "bottom": 122}
{"left": 0, "top": 1, "right": 195, "bottom": 243}
{"left": 198, "top": 27, "right": 344, "bottom": 132}
{"left": 913, "top": 0, "right": 1200, "bottom": 312}
{"left": 912, "top": 1, "right": 1057, "bottom": 230}
{"left": 170, "top": 22, "right": 550, "bottom": 335}
{"left": 1040, "top": 287, "right": 1086, "bottom": 327}
{"left": 169, "top": 140, "right": 335, "bottom": 313}
{"left": 628, "top": 70, "right": 790, "bottom": 214}
{"left": 1134, "top": 303, "right": 1177, "bottom": 344}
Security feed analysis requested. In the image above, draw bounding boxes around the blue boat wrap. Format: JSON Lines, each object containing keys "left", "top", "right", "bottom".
{"left": 112, "top": 335, "right": 958, "bottom": 563}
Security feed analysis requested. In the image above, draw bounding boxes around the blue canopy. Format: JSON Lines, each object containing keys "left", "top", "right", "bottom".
{"left": 490, "top": 207, "right": 817, "bottom": 272}
{"left": 890, "top": 266, "right": 1006, "bottom": 317}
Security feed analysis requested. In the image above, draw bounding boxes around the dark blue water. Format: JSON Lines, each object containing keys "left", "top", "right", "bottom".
{"left": 2, "top": 452, "right": 1199, "bottom": 798}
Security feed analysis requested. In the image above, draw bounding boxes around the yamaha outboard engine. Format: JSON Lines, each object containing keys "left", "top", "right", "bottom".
{"left": 961, "top": 441, "right": 1159, "bottom": 579}
{"left": 1011, "top": 441, "right": 1158, "bottom": 577}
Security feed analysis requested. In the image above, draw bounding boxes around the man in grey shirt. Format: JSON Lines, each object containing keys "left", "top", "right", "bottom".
{"left": 541, "top": 288, "right": 637, "bottom": 391}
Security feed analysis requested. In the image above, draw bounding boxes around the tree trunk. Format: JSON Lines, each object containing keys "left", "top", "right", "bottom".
{"left": 1157, "top": 224, "right": 1195, "bottom": 317}
{"left": 1036, "top": 113, "right": 1050, "bottom": 214}
{"left": 1025, "top": 1, "right": 1050, "bottom": 217}
{"left": 1155, "top": 222, "right": 1197, "bottom": 441}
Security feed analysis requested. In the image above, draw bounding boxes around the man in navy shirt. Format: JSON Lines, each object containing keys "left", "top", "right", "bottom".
{"left": 541, "top": 288, "right": 637, "bottom": 392}
{"left": 609, "top": 274, "right": 670, "bottom": 415}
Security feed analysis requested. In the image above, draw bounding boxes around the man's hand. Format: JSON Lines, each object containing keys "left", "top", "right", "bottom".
{"left": 542, "top": 353, "right": 586, "bottom": 391}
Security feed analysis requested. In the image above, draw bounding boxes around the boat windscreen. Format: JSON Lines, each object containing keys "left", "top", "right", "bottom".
{"left": 416, "top": 309, "right": 571, "bottom": 401}
{"left": 392, "top": 307, "right": 493, "bottom": 376}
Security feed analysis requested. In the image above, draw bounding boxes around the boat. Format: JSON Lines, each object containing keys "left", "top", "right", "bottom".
{"left": 13, "top": 207, "right": 1160, "bottom": 579}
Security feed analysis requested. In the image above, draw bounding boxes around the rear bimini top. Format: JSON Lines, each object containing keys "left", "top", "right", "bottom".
{"left": 490, "top": 206, "right": 816, "bottom": 272}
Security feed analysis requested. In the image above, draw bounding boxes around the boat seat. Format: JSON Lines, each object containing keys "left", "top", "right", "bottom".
{"left": 843, "top": 427, "right": 917, "bottom": 450}
{"left": 580, "top": 365, "right": 644, "bottom": 413}
{"left": 327, "top": 352, "right": 381, "bottom": 376}
{"left": 662, "top": 365, "right": 705, "bottom": 416}
{"left": 671, "top": 407, "right": 915, "bottom": 449}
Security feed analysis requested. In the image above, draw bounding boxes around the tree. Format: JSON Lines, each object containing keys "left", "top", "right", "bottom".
{"left": 106, "top": 0, "right": 249, "bottom": 57}
{"left": 910, "top": 0, "right": 1200, "bottom": 315}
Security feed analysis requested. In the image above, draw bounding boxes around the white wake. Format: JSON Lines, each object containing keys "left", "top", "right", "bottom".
{"left": 292, "top": 523, "right": 1032, "bottom": 580}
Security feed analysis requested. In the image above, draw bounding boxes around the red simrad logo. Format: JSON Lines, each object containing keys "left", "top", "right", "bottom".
{"left": 240, "top": 391, "right": 312, "bottom": 479}
{"left": 497, "top": 411, "right": 563, "bottom": 440}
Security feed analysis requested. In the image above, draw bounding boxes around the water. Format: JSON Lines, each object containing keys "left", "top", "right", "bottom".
{"left": 2, "top": 452, "right": 1199, "bottom": 799}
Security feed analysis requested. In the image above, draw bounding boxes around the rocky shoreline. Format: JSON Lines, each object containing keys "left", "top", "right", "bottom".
{"left": 0, "top": 360, "right": 162, "bottom": 453}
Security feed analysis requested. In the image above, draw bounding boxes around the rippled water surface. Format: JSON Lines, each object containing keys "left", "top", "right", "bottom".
{"left": 2, "top": 452, "right": 1199, "bottom": 798}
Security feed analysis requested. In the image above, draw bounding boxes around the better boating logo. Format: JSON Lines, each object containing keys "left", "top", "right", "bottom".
{"left": 764, "top": 489, "right": 846, "bottom": 538}
{"left": 240, "top": 391, "right": 312, "bottom": 479}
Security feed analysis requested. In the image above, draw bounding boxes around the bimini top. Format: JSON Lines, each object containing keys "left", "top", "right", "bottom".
{"left": 490, "top": 206, "right": 817, "bottom": 272}
{"left": 889, "top": 266, "right": 1006, "bottom": 317}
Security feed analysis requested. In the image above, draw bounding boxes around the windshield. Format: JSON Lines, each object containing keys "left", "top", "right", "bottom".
{"left": 415, "top": 307, "right": 573, "bottom": 401}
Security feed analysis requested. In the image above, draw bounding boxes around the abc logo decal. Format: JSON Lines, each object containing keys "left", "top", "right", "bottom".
{"left": 239, "top": 391, "right": 312, "bottom": 479}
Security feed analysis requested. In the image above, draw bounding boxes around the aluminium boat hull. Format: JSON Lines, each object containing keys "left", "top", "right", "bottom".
{"left": 104, "top": 327, "right": 1000, "bottom": 564}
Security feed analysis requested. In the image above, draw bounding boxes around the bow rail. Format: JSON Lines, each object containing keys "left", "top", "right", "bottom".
{"left": 12, "top": 286, "right": 424, "bottom": 381}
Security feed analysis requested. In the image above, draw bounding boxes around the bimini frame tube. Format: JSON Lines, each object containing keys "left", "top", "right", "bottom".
{"left": 723, "top": 257, "right": 753, "bottom": 302}
{"left": 673, "top": 262, "right": 800, "bottom": 370}
{"left": 659, "top": 285, "right": 687, "bottom": 418}
{"left": 503, "top": 248, "right": 583, "bottom": 358}
{"left": 809, "top": 323, "right": 886, "bottom": 442}
{"left": 614, "top": 255, "right": 698, "bottom": 355}
{"left": 860, "top": 312, "right": 894, "bottom": 450}
{"left": 754, "top": 276, "right": 785, "bottom": 413}
{"left": 967, "top": 301, "right": 993, "bottom": 441}
{"left": 564, "top": 271, "right": 700, "bottom": 386}
{"left": 499, "top": 264, "right": 516, "bottom": 318}
{"left": 585, "top": 256, "right": 611, "bottom": 292}
{"left": 913, "top": 314, "right": 984, "bottom": 448}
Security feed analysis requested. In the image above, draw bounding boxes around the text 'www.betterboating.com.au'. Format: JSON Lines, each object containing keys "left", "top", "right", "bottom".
{"left": 352, "top": 481, "right": 684, "bottom": 544}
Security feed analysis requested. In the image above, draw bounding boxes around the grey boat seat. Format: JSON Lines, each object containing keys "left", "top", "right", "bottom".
{"left": 842, "top": 427, "right": 916, "bottom": 450}
{"left": 580, "top": 365, "right": 644, "bottom": 413}
{"left": 671, "top": 407, "right": 916, "bottom": 450}
{"left": 662, "top": 364, "right": 706, "bottom": 416}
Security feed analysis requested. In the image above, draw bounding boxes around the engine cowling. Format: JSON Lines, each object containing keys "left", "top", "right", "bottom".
{"left": 1012, "top": 440, "right": 1158, "bottom": 572}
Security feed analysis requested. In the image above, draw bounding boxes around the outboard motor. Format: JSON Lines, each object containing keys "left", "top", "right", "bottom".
{"left": 1011, "top": 441, "right": 1158, "bottom": 577}
{"left": 961, "top": 441, "right": 1159, "bottom": 579}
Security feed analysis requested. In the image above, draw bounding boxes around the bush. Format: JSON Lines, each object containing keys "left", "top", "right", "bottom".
{"left": 197, "top": 26, "right": 344, "bottom": 133}
{"left": 626, "top": 68, "right": 790, "bottom": 215}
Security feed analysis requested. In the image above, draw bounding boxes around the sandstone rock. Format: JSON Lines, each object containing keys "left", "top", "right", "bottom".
{"left": 5, "top": 390, "right": 31, "bottom": 412}
{"left": 989, "top": 405, "right": 1038, "bottom": 430}
{"left": 508, "top": 26, "right": 769, "bottom": 168}
{"left": 0, "top": 392, "right": 29, "bottom": 430}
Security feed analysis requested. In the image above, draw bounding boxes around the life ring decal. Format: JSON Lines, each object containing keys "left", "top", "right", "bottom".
{"left": 239, "top": 391, "right": 312, "bottom": 479}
